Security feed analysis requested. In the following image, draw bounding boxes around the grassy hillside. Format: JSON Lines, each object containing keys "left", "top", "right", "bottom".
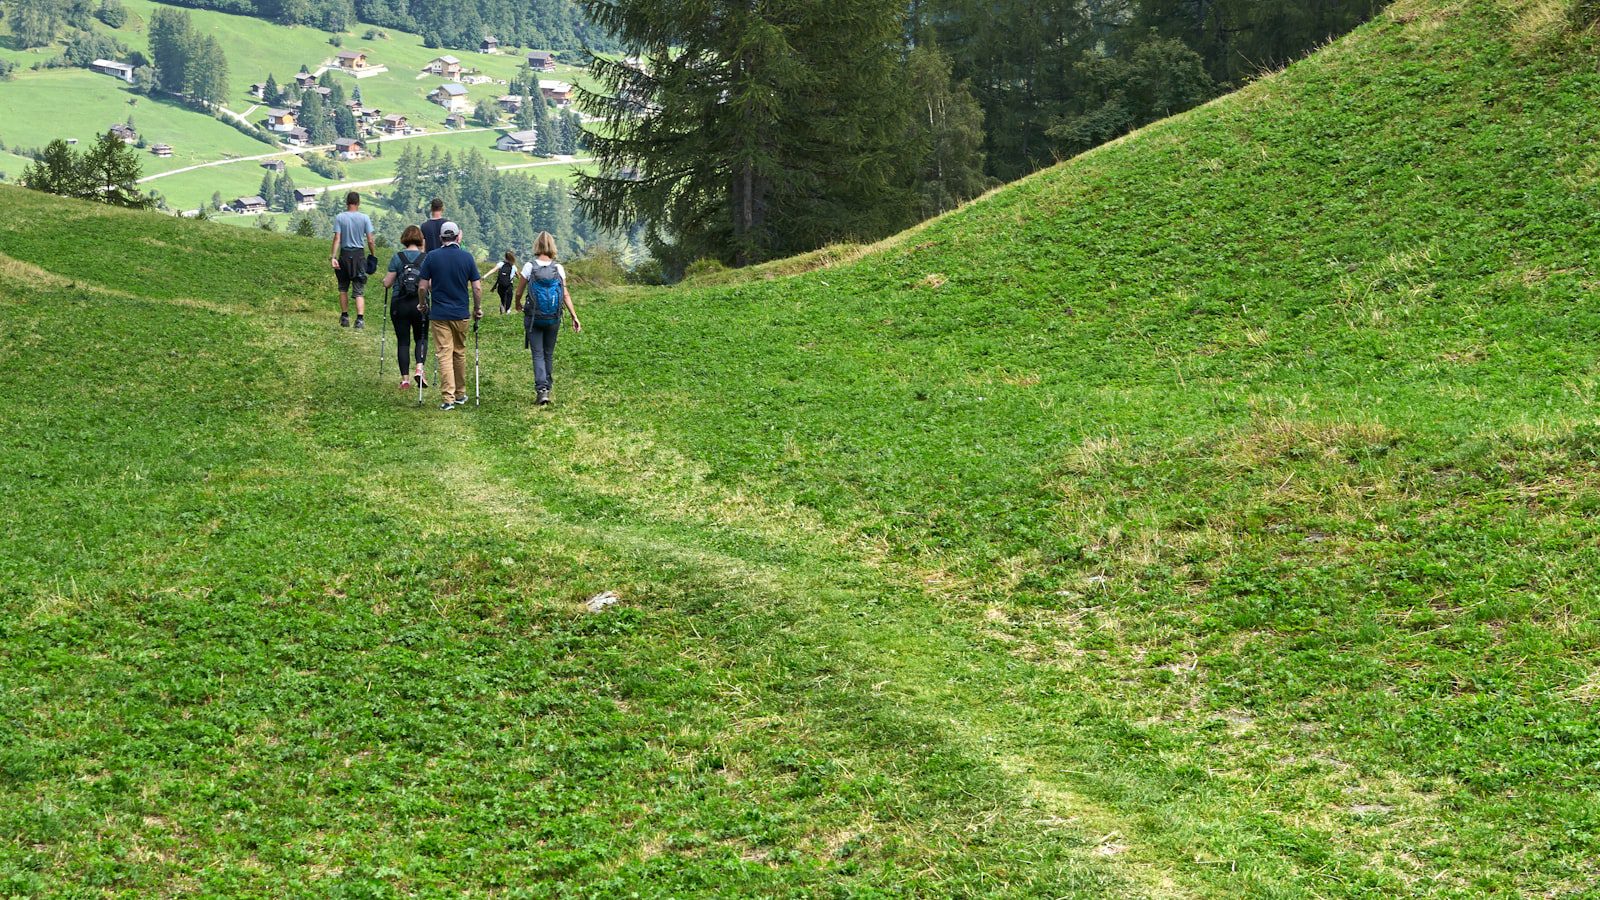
{"left": 5, "top": 0, "right": 1600, "bottom": 895}
{"left": 0, "top": 0, "right": 593, "bottom": 209}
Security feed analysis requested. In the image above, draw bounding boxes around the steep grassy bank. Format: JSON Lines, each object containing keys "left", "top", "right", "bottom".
{"left": 5, "top": 0, "right": 1600, "bottom": 894}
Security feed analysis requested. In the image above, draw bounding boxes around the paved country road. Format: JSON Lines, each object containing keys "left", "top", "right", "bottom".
{"left": 308, "top": 156, "right": 593, "bottom": 194}
{"left": 136, "top": 127, "right": 501, "bottom": 183}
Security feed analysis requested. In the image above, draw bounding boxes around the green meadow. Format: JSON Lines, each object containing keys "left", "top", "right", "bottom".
{"left": 4, "top": 0, "right": 1600, "bottom": 895}
{"left": 0, "top": 0, "right": 593, "bottom": 209}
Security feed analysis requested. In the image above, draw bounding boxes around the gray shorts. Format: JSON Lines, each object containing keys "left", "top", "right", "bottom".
{"left": 336, "top": 248, "right": 368, "bottom": 295}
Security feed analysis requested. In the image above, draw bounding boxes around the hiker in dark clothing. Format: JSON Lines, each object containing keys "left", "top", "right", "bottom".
{"left": 419, "top": 198, "right": 446, "bottom": 253}
{"left": 382, "top": 225, "right": 429, "bottom": 390}
{"left": 487, "top": 251, "right": 517, "bottom": 314}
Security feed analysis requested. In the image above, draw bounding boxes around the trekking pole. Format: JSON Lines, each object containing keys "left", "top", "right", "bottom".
{"left": 473, "top": 318, "right": 481, "bottom": 406}
{"left": 379, "top": 285, "right": 389, "bottom": 377}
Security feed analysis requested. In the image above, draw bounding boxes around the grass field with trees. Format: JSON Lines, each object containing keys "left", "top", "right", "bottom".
{"left": 0, "top": 0, "right": 595, "bottom": 210}
{"left": 3, "top": 0, "right": 1600, "bottom": 894}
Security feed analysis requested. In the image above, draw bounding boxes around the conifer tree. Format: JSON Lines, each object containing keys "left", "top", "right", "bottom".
{"left": 82, "top": 131, "right": 151, "bottom": 208}
{"left": 21, "top": 139, "right": 90, "bottom": 199}
{"left": 264, "top": 72, "right": 280, "bottom": 105}
{"left": 259, "top": 171, "right": 278, "bottom": 203}
{"left": 578, "top": 0, "right": 916, "bottom": 267}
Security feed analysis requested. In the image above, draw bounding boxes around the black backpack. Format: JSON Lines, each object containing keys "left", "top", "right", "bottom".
{"left": 495, "top": 262, "right": 513, "bottom": 290}
{"left": 394, "top": 250, "right": 425, "bottom": 311}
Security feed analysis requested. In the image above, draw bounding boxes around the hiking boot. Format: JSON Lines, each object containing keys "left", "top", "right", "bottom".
{"left": 340, "top": 312, "right": 350, "bottom": 328}
{"left": 439, "top": 401, "right": 456, "bottom": 411}
{"left": 537, "top": 389, "right": 551, "bottom": 406}
{"left": 354, "top": 316, "right": 364, "bottom": 330}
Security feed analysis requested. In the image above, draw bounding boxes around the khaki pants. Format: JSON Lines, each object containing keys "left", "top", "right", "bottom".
{"left": 430, "top": 319, "right": 469, "bottom": 402}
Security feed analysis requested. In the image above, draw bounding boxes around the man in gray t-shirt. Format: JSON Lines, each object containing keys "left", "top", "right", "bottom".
{"left": 330, "top": 191, "right": 377, "bottom": 329}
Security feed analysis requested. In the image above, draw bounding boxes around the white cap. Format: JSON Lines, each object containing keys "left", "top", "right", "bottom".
{"left": 440, "top": 221, "right": 461, "bottom": 239}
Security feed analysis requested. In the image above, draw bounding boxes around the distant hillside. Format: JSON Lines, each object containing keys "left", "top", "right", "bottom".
{"left": 134, "top": 0, "right": 615, "bottom": 52}
{"left": 4, "top": 0, "right": 1600, "bottom": 895}
{"left": 0, "top": 0, "right": 597, "bottom": 211}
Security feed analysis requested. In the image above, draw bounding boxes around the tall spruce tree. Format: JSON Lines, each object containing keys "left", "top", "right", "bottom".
{"left": 578, "top": 0, "right": 917, "bottom": 267}
{"left": 906, "top": 44, "right": 989, "bottom": 218}
{"left": 148, "top": 7, "right": 195, "bottom": 97}
{"left": 302, "top": 91, "right": 336, "bottom": 145}
{"left": 82, "top": 131, "right": 151, "bottom": 208}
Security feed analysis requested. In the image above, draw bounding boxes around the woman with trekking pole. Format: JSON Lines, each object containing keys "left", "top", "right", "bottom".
{"left": 514, "top": 231, "right": 582, "bottom": 406}
{"left": 382, "top": 225, "right": 430, "bottom": 392}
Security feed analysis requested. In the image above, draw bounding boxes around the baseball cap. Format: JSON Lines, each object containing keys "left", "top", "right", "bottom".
{"left": 440, "top": 221, "right": 461, "bottom": 239}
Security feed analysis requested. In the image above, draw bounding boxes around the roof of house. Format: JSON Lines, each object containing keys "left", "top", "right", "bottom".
{"left": 334, "top": 138, "right": 363, "bottom": 148}
{"left": 337, "top": 50, "right": 366, "bottom": 59}
{"left": 434, "top": 55, "right": 461, "bottom": 65}
{"left": 528, "top": 51, "right": 554, "bottom": 60}
{"left": 382, "top": 113, "right": 407, "bottom": 122}
{"left": 151, "top": 143, "right": 172, "bottom": 150}
{"left": 294, "top": 188, "right": 318, "bottom": 199}
{"left": 434, "top": 83, "right": 469, "bottom": 96}
{"left": 261, "top": 159, "right": 285, "bottom": 168}
{"left": 482, "top": 35, "right": 498, "bottom": 42}
{"left": 235, "top": 196, "right": 266, "bottom": 206}
{"left": 539, "top": 80, "right": 573, "bottom": 92}
{"left": 266, "top": 108, "right": 292, "bottom": 117}
{"left": 500, "top": 130, "right": 538, "bottom": 144}
{"left": 92, "top": 59, "right": 133, "bottom": 71}
{"left": 285, "top": 127, "right": 310, "bottom": 139}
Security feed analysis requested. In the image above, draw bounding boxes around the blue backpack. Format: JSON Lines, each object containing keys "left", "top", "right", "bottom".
{"left": 526, "top": 260, "right": 564, "bottom": 324}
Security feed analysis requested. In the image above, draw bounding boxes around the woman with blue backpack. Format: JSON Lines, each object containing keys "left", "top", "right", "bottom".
{"left": 382, "top": 225, "right": 430, "bottom": 391}
{"left": 515, "top": 231, "right": 582, "bottom": 406}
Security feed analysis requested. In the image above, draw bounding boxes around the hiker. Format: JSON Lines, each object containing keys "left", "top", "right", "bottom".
{"left": 514, "top": 231, "right": 582, "bottom": 406}
{"left": 419, "top": 198, "right": 446, "bottom": 253}
{"left": 331, "top": 191, "right": 377, "bottom": 329}
{"left": 487, "top": 251, "right": 517, "bottom": 314}
{"left": 417, "top": 221, "right": 483, "bottom": 410}
{"left": 382, "top": 225, "right": 430, "bottom": 391}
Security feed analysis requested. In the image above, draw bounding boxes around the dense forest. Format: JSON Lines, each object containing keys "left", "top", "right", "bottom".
{"left": 2, "top": 0, "right": 615, "bottom": 53}
{"left": 580, "top": 0, "right": 1384, "bottom": 269}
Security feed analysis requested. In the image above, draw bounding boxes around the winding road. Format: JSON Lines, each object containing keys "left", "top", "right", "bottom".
{"left": 136, "top": 126, "right": 501, "bottom": 183}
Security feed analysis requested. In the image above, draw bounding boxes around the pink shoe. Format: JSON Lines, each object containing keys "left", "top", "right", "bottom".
{"left": 400, "top": 380, "right": 411, "bottom": 390}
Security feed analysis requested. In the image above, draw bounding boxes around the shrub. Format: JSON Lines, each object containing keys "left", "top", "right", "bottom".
{"left": 329, "top": 35, "right": 344, "bottom": 47}
{"left": 682, "top": 257, "right": 729, "bottom": 282}
{"left": 565, "top": 249, "right": 627, "bottom": 287}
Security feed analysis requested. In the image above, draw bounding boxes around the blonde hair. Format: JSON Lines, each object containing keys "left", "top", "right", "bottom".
{"left": 534, "top": 231, "right": 558, "bottom": 259}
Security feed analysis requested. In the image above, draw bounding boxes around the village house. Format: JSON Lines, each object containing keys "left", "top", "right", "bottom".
{"left": 294, "top": 188, "right": 319, "bottom": 211}
{"left": 430, "top": 82, "right": 470, "bottom": 112}
{"left": 260, "top": 159, "right": 287, "bottom": 173}
{"left": 282, "top": 126, "right": 311, "bottom": 146}
{"left": 481, "top": 35, "right": 500, "bottom": 53}
{"left": 496, "top": 130, "right": 539, "bottom": 153}
{"left": 91, "top": 59, "right": 135, "bottom": 83}
{"left": 150, "top": 143, "right": 173, "bottom": 158}
{"left": 333, "top": 138, "right": 367, "bottom": 161}
{"left": 108, "top": 123, "right": 138, "bottom": 144}
{"left": 249, "top": 82, "right": 268, "bottom": 99}
{"left": 264, "top": 108, "right": 297, "bottom": 132}
{"left": 294, "top": 72, "right": 318, "bottom": 89}
{"left": 445, "top": 113, "right": 467, "bottom": 129}
{"left": 335, "top": 50, "right": 369, "bottom": 71}
{"left": 497, "top": 94, "right": 523, "bottom": 113}
{"left": 527, "top": 51, "right": 556, "bottom": 72}
{"left": 380, "top": 114, "right": 409, "bottom": 135}
{"left": 231, "top": 196, "right": 267, "bottom": 214}
{"left": 539, "top": 80, "right": 573, "bottom": 107}
{"left": 426, "top": 55, "right": 462, "bottom": 79}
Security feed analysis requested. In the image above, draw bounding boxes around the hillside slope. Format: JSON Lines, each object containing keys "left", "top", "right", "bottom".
{"left": 4, "top": 0, "right": 1600, "bottom": 895}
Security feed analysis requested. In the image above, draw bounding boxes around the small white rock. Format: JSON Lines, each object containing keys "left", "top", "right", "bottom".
{"left": 585, "top": 591, "right": 621, "bottom": 613}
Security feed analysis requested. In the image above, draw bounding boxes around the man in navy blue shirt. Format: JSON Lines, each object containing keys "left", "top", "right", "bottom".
{"left": 418, "top": 221, "right": 482, "bottom": 410}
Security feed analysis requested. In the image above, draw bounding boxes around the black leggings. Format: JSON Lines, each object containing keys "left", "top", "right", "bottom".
{"left": 392, "top": 307, "right": 428, "bottom": 375}
{"left": 496, "top": 282, "right": 513, "bottom": 313}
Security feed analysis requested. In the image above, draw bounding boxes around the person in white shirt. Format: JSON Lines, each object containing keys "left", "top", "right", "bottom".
{"left": 513, "top": 231, "right": 583, "bottom": 405}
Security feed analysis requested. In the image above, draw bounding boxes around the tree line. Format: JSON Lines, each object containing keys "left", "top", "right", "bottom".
{"left": 579, "top": 0, "right": 1381, "bottom": 270}
{"left": 21, "top": 132, "right": 152, "bottom": 209}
